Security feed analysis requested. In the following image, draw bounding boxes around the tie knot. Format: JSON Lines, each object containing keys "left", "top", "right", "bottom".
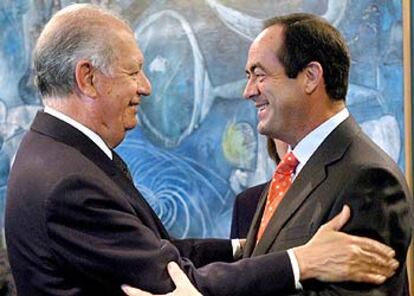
{"left": 274, "top": 152, "right": 299, "bottom": 176}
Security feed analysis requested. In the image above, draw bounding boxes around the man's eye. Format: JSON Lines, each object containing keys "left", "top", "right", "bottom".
{"left": 254, "top": 73, "right": 265, "bottom": 81}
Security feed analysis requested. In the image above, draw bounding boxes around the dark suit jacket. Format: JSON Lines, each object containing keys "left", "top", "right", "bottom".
{"left": 231, "top": 182, "right": 268, "bottom": 239}
{"left": 243, "top": 116, "right": 413, "bottom": 295}
{"left": 5, "top": 112, "right": 296, "bottom": 296}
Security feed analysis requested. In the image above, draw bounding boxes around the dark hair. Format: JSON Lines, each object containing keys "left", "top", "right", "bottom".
{"left": 264, "top": 13, "right": 350, "bottom": 100}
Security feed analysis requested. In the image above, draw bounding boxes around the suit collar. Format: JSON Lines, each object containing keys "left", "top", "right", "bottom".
{"left": 292, "top": 108, "right": 349, "bottom": 176}
{"left": 249, "top": 116, "right": 361, "bottom": 256}
{"left": 243, "top": 182, "right": 270, "bottom": 257}
{"left": 30, "top": 111, "right": 169, "bottom": 238}
{"left": 31, "top": 111, "right": 117, "bottom": 177}
{"left": 44, "top": 106, "right": 113, "bottom": 159}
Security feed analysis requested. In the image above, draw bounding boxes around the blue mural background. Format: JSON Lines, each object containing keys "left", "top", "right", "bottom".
{"left": 0, "top": 0, "right": 405, "bottom": 240}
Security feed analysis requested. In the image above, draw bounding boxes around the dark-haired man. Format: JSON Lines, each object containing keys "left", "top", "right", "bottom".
{"left": 126, "top": 12, "right": 413, "bottom": 296}
{"left": 240, "top": 13, "right": 413, "bottom": 295}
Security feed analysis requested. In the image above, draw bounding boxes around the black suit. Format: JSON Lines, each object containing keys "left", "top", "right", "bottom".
{"left": 243, "top": 116, "right": 413, "bottom": 295}
{"left": 5, "top": 112, "right": 296, "bottom": 296}
{"left": 230, "top": 183, "right": 268, "bottom": 239}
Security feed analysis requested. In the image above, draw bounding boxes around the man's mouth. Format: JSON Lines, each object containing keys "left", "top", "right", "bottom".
{"left": 256, "top": 102, "right": 269, "bottom": 112}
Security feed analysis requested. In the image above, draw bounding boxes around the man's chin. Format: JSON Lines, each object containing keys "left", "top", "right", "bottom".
{"left": 257, "top": 123, "right": 269, "bottom": 136}
{"left": 124, "top": 119, "right": 138, "bottom": 131}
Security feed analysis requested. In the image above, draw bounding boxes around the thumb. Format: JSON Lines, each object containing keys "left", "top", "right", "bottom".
{"left": 323, "top": 205, "right": 351, "bottom": 231}
{"left": 168, "top": 262, "right": 191, "bottom": 287}
{"left": 121, "top": 285, "right": 153, "bottom": 296}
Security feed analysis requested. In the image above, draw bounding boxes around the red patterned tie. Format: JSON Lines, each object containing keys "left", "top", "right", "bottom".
{"left": 256, "top": 151, "right": 299, "bottom": 242}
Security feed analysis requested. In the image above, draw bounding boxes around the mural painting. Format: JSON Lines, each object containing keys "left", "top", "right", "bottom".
{"left": 0, "top": 0, "right": 405, "bottom": 240}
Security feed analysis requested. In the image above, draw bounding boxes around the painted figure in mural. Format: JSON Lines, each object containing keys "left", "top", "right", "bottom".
{"left": 123, "top": 12, "right": 413, "bottom": 296}
{"left": 4, "top": 5, "right": 401, "bottom": 296}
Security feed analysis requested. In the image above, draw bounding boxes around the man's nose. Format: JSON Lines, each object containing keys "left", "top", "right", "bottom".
{"left": 137, "top": 71, "right": 152, "bottom": 96}
{"left": 243, "top": 78, "right": 258, "bottom": 100}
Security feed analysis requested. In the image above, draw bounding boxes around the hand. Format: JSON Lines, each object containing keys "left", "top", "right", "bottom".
{"left": 121, "top": 262, "right": 202, "bottom": 296}
{"left": 239, "top": 238, "right": 246, "bottom": 251}
{"left": 293, "top": 205, "right": 398, "bottom": 284}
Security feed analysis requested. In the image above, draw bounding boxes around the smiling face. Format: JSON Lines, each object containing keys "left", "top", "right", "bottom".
{"left": 93, "top": 29, "right": 152, "bottom": 147}
{"left": 243, "top": 25, "right": 308, "bottom": 145}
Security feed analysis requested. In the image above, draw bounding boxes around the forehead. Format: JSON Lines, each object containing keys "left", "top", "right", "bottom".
{"left": 113, "top": 29, "right": 144, "bottom": 68}
{"left": 245, "top": 25, "right": 284, "bottom": 71}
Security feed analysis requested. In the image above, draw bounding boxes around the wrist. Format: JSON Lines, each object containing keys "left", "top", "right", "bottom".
{"left": 292, "top": 246, "right": 313, "bottom": 280}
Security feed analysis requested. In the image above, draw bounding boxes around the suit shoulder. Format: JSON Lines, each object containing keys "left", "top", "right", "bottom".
{"left": 350, "top": 132, "right": 406, "bottom": 179}
{"left": 235, "top": 182, "right": 268, "bottom": 202}
{"left": 234, "top": 182, "right": 268, "bottom": 212}
{"left": 237, "top": 182, "right": 268, "bottom": 197}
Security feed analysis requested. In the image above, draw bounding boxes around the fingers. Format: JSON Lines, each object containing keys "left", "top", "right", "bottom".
{"left": 295, "top": 224, "right": 399, "bottom": 284}
{"left": 351, "top": 273, "right": 387, "bottom": 285}
{"left": 326, "top": 237, "right": 398, "bottom": 284}
{"left": 121, "top": 285, "right": 158, "bottom": 296}
{"left": 167, "top": 262, "right": 192, "bottom": 288}
{"left": 321, "top": 205, "right": 351, "bottom": 231}
{"left": 351, "top": 236, "right": 395, "bottom": 259}
{"left": 358, "top": 246, "right": 399, "bottom": 271}
{"left": 120, "top": 263, "right": 199, "bottom": 296}
{"left": 167, "top": 262, "right": 202, "bottom": 296}
{"left": 351, "top": 247, "right": 398, "bottom": 277}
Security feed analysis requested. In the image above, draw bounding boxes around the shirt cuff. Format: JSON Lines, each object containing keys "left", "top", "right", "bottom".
{"left": 287, "top": 249, "right": 303, "bottom": 290}
{"left": 231, "top": 239, "right": 242, "bottom": 259}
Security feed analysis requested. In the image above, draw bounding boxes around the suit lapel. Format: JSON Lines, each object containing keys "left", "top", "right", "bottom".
{"left": 243, "top": 182, "right": 270, "bottom": 257}
{"left": 31, "top": 111, "right": 169, "bottom": 238}
{"left": 251, "top": 117, "right": 360, "bottom": 256}
{"left": 109, "top": 155, "right": 170, "bottom": 238}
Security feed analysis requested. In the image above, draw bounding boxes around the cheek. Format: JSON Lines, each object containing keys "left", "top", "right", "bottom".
{"left": 122, "top": 111, "right": 138, "bottom": 129}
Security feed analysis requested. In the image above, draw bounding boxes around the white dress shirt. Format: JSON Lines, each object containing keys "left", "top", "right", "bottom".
{"left": 292, "top": 108, "right": 349, "bottom": 179}
{"left": 44, "top": 106, "right": 113, "bottom": 160}
{"left": 288, "top": 107, "right": 349, "bottom": 289}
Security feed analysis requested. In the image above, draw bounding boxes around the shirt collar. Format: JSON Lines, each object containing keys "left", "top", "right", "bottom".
{"left": 291, "top": 108, "right": 349, "bottom": 176}
{"left": 44, "top": 106, "right": 113, "bottom": 160}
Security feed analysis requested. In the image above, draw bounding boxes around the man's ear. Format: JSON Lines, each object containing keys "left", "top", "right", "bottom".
{"left": 75, "top": 60, "right": 97, "bottom": 97}
{"left": 304, "top": 61, "right": 323, "bottom": 94}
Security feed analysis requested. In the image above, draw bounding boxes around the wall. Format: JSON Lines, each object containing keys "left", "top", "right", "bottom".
{"left": 0, "top": 0, "right": 406, "bottom": 240}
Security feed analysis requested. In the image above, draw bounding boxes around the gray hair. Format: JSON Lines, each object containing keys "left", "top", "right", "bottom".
{"left": 33, "top": 4, "right": 131, "bottom": 98}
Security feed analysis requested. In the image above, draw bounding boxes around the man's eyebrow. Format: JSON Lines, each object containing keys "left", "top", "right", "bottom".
{"left": 246, "top": 63, "right": 265, "bottom": 73}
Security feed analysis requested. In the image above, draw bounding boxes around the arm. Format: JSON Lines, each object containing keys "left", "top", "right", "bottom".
{"left": 46, "top": 174, "right": 296, "bottom": 295}
{"left": 122, "top": 262, "right": 202, "bottom": 296}
{"left": 171, "top": 238, "right": 233, "bottom": 267}
{"left": 121, "top": 205, "right": 399, "bottom": 296}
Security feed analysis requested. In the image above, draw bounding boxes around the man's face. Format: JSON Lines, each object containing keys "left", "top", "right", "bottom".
{"left": 243, "top": 25, "right": 306, "bottom": 145}
{"left": 94, "top": 29, "right": 151, "bottom": 147}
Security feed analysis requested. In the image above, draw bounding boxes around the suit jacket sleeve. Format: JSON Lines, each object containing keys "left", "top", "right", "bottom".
{"left": 301, "top": 166, "right": 413, "bottom": 295}
{"left": 230, "top": 195, "right": 241, "bottom": 239}
{"left": 171, "top": 238, "right": 234, "bottom": 267}
{"left": 46, "top": 173, "right": 296, "bottom": 295}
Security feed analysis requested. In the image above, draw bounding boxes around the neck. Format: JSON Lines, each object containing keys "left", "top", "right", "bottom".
{"left": 43, "top": 94, "right": 108, "bottom": 144}
{"left": 289, "top": 99, "right": 345, "bottom": 148}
